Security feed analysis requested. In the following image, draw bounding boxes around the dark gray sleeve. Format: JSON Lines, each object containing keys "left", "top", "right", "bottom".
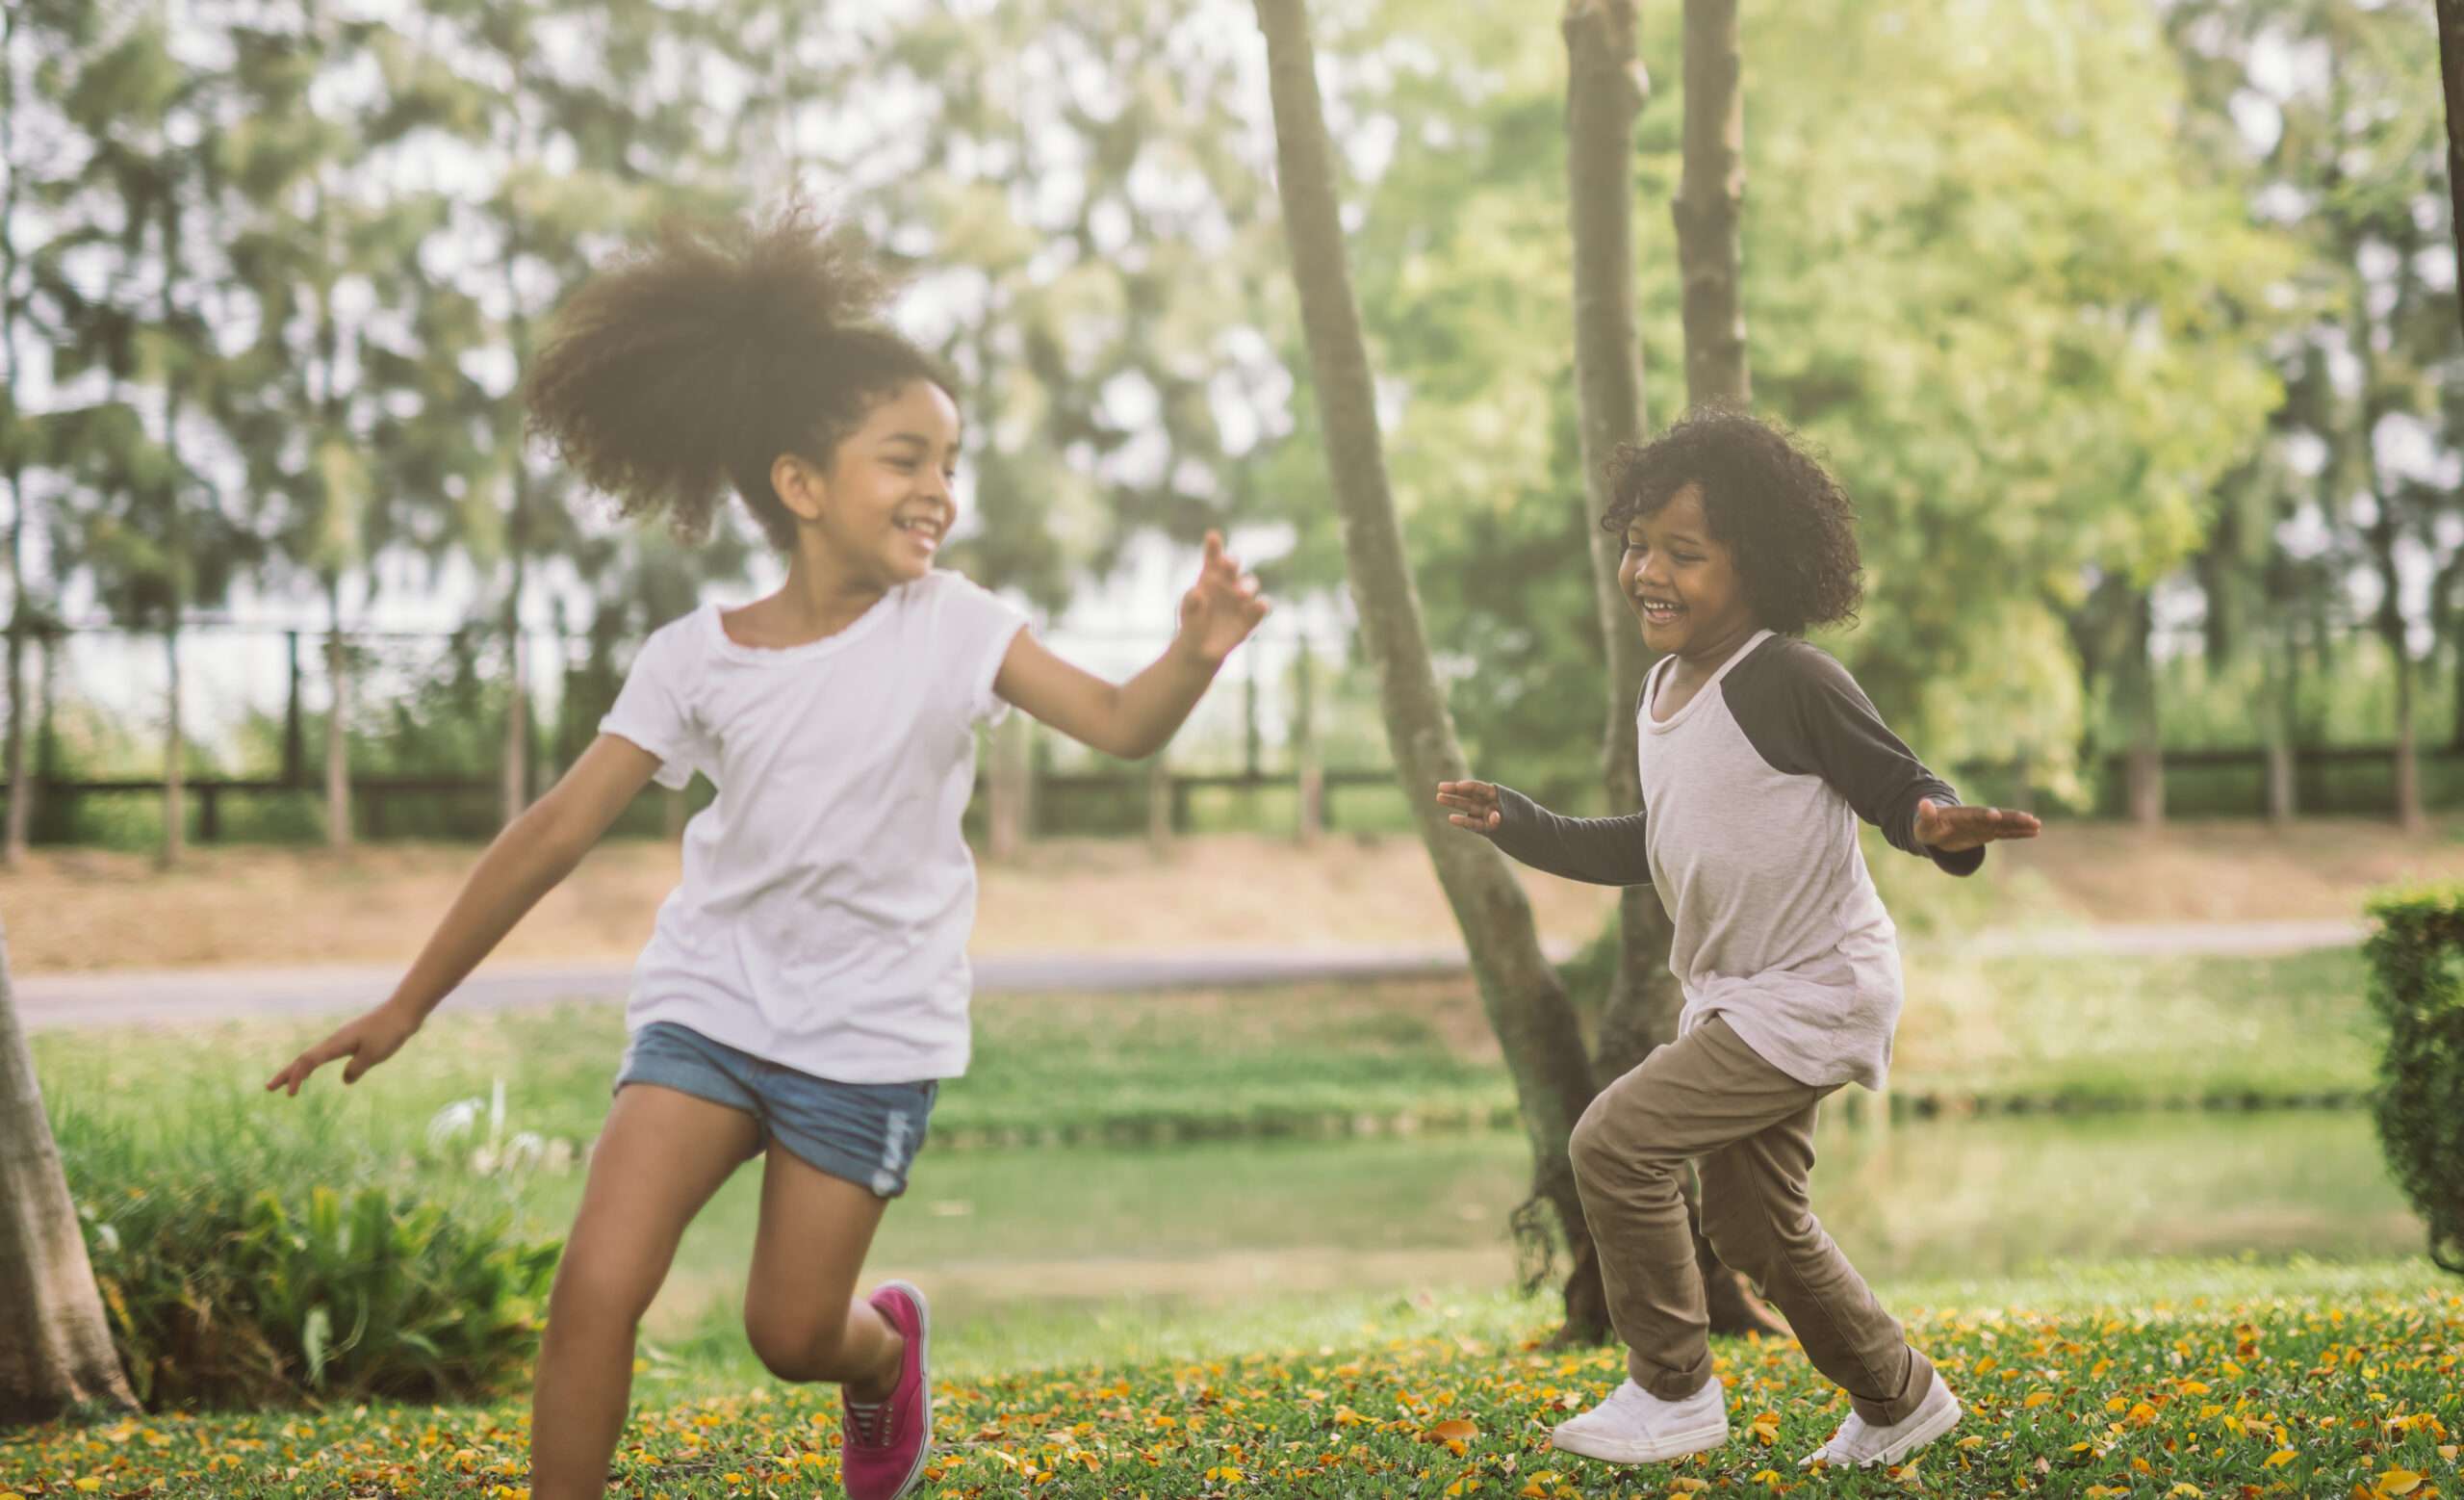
{"left": 1487, "top": 786, "right": 1655, "bottom": 887}
{"left": 1727, "top": 641, "right": 1984, "bottom": 877}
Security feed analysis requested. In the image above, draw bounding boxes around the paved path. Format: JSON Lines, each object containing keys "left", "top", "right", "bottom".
{"left": 13, "top": 918, "right": 2368, "bottom": 1032}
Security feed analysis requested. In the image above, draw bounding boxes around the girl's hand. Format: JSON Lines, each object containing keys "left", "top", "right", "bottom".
{"left": 265, "top": 1001, "right": 423, "bottom": 1096}
{"left": 1913, "top": 797, "right": 2041, "bottom": 853}
{"left": 1176, "top": 530, "right": 1271, "bottom": 665}
{"left": 1435, "top": 779, "right": 1503, "bottom": 835}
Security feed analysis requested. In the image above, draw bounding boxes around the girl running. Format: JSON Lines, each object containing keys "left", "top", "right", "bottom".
{"left": 1437, "top": 409, "right": 2040, "bottom": 1472}
{"left": 267, "top": 211, "right": 1270, "bottom": 1500}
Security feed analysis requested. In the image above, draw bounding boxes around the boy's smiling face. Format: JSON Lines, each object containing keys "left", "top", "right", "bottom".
{"left": 1619, "top": 482, "right": 1760, "bottom": 659}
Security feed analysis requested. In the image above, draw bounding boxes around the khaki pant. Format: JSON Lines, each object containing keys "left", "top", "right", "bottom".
{"left": 1570, "top": 1015, "right": 1935, "bottom": 1427}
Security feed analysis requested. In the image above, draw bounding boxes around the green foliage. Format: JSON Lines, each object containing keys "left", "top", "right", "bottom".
{"left": 2359, "top": 884, "right": 2464, "bottom": 1274}
{"left": 54, "top": 1092, "right": 559, "bottom": 1409}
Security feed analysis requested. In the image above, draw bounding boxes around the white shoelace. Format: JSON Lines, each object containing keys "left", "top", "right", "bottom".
{"left": 845, "top": 1397, "right": 896, "bottom": 1447}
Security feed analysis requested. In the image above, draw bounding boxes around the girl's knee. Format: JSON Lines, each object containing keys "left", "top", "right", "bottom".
{"left": 742, "top": 1300, "right": 849, "bottom": 1384}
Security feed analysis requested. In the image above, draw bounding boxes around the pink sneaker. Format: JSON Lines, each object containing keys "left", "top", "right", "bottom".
{"left": 840, "top": 1280, "right": 933, "bottom": 1500}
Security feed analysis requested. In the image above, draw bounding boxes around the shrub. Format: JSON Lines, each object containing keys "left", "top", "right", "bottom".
{"left": 2359, "top": 885, "right": 2464, "bottom": 1274}
{"left": 56, "top": 1090, "right": 561, "bottom": 1409}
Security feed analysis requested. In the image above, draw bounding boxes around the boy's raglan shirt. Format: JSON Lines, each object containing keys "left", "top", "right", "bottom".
{"left": 1490, "top": 629, "right": 1976, "bottom": 1091}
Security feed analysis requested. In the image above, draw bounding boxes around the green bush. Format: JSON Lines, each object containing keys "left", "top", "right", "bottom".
{"left": 2359, "top": 885, "right": 2464, "bottom": 1274}
{"left": 57, "top": 1092, "right": 561, "bottom": 1409}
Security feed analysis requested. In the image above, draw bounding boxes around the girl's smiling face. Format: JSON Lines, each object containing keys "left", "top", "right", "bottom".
{"left": 777, "top": 377, "right": 963, "bottom": 589}
{"left": 1618, "top": 482, "right": 1760, "bottom": 659}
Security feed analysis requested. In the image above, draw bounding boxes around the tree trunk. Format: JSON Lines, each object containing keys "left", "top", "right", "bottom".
{"left": 1294, "top": 642, "right": 1324, "bottom": 841}
{"left": 324, "top": 582, "right": 351, "bottom": 851}
{"left": 2438, "top": 2, "right": 2464, "bottom": 350}
{"left": 1671, "top": 0, "right": 1750, "bottom": 410}
{"left": 0, "top": 9, "right": 26, "bottom": 872}
{"left": 2393, "top": 630, "right": 2426, "bottom": 832}
{"left": 2265, "top": 627, "right": 2297, "bottom": 823}
{"left": 2122, "top": 592, "right": 2163, "bottom": 828}
{"left": 161, "top": 628, "right": 185, "bottom": 867}
{"left": 500, "top": 577, "right": 528, "bottom": 828}
{"left": 1566, "top": 0, "right": 1782, "bottom": 1344}
{"left": 1145, "top": 752, "right": 1172, "bottom": 854}
{"left": 988, "top": 711, "right": 1033, "bottom": 861}
{"left": 0, "top": 921, "right": 139, "bottom": 1423}
{"left": 1257, "top": 0, "right": 1604, "bottom": 1328}
{"left": 3, "top": 600, "right": 25, "bottom": 870}
{"left": 33, "top": 628, "right": 54, "bottom": 843}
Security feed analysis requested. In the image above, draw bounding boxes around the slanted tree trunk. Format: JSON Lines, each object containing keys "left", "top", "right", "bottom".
{"left": 0, "top": 7, "right": 28, "bottom": 872}
{"left": 1256, "top": 0, "right": 1604, "bottom": 1330}
{"left": 1568, "top": 0, "right": 1781, "bottom": 1342}
{"left": 0, "top": 920, "right": 140, "bottom": 1422}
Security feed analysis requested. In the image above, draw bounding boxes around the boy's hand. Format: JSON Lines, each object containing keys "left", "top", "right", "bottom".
{"left": 266, "top": 1001, "right": 423, "bottom": 1096}
{"left": 1435, "top": 779, "right": 1504, "bottom": 835}
{"left": 1913, "top": 797, "right": 2041, "bottom": 854}
{"left": 1176, "top": 530, "right": 1271, "bottom": 665}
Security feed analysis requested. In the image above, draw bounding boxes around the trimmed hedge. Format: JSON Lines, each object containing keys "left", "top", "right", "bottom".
{"left": 2360, "top": 885, "right": 2464, "bottom": 1273}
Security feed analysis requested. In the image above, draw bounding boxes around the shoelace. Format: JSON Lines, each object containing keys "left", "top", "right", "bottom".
{"left": 845, "top": 1398, "right": 897, "bottom": 1448}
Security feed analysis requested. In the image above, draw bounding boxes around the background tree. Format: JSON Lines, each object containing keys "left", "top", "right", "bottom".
{"left": 1561, "top": 0, "right": 1775, "bottom": 1340}
{"left": 2168, "top": 0, "right": 2453, "bottom": 830}
{"left": 0, "top": 920, "right": 137, "bottom": 1423}
{"left": 1255, "top": 0, "right": 1611, "bottom": 1335}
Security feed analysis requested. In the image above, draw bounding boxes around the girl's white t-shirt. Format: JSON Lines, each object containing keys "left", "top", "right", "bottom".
{"left": 598, "top": 569, "right": 1030, "bottom": 1083}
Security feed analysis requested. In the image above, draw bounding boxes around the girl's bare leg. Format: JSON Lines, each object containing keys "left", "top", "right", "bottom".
{"left": 528, "top": 1084, "right": 759, "bottom": 1499}
{"left": 739, "top": 1145, "right": 898, "bottom": 1396}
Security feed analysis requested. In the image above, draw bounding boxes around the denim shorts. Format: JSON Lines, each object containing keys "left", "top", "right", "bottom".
{"left": 612, "top": 1022, "right": 937, "bottom": 1198}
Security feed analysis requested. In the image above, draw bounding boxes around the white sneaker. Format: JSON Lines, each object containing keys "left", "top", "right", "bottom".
{"left": 1799, "top": 1374, "right": 1961, "bottom": 1469}
{"left": 1550, "top": 1376, "right": 1729, "bottom": 1465}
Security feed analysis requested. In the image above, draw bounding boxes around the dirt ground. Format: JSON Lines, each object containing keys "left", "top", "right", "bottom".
{"left": 5, "top": 815, "right": 2457, "bottom": 974}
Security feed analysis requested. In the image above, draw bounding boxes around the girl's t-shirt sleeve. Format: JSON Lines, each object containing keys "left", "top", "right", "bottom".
{"left": 600, "top": 618, "right": 710, "bottom": 790}
{"left": 935, "top": 571, "right": 1032, "bottom": 726}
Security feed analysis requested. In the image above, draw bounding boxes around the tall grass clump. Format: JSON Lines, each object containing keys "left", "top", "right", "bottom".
{"left": 49, "top": 1077, "right": 560, "bottom": 1409}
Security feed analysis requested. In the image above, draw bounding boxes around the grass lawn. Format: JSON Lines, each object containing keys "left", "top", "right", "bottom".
{"left": 3, "top": 1257, "right": 2455, "bottom": 1497}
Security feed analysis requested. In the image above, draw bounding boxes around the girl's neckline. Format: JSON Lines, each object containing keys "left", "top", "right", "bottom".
{"left": 702, "top": 580, "right": 908, "bottom": 664}
{"left": 1642, "top": 628, "right": 1776, "bottom": 733}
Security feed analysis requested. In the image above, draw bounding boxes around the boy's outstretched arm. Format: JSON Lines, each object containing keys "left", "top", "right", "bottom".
{"left": 266, "top": 735, "right": 660, "bottom": 1095}
{"left": 1436, "top": 778, "right": 1655, "bottom": 887}
{"left": 996, "top": 530, "right": 1270, "bottom": 760}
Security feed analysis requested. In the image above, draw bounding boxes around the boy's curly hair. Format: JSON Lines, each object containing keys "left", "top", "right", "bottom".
{"left": 522, "top": 208, "right": 952, "bottom": 550}
{"left": 1601, "top": 407, "right": 1862, "bottom": 636}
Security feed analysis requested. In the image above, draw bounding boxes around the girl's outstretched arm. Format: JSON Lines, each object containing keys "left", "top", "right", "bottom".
{"left": 994, "top": 530, "right": 1270, "bottom": 760}
{"left": 265, "top": 735, "right": 661, "bottom": 1095}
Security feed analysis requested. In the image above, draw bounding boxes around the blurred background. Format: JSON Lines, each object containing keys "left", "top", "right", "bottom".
{"left": 5, "top": 0, "right": 2462, "bottom": 1422}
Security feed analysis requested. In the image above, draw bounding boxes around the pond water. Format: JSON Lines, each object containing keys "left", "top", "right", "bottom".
{"left": 642, "top": 1106, "right": 2422, "bottom": 1334}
